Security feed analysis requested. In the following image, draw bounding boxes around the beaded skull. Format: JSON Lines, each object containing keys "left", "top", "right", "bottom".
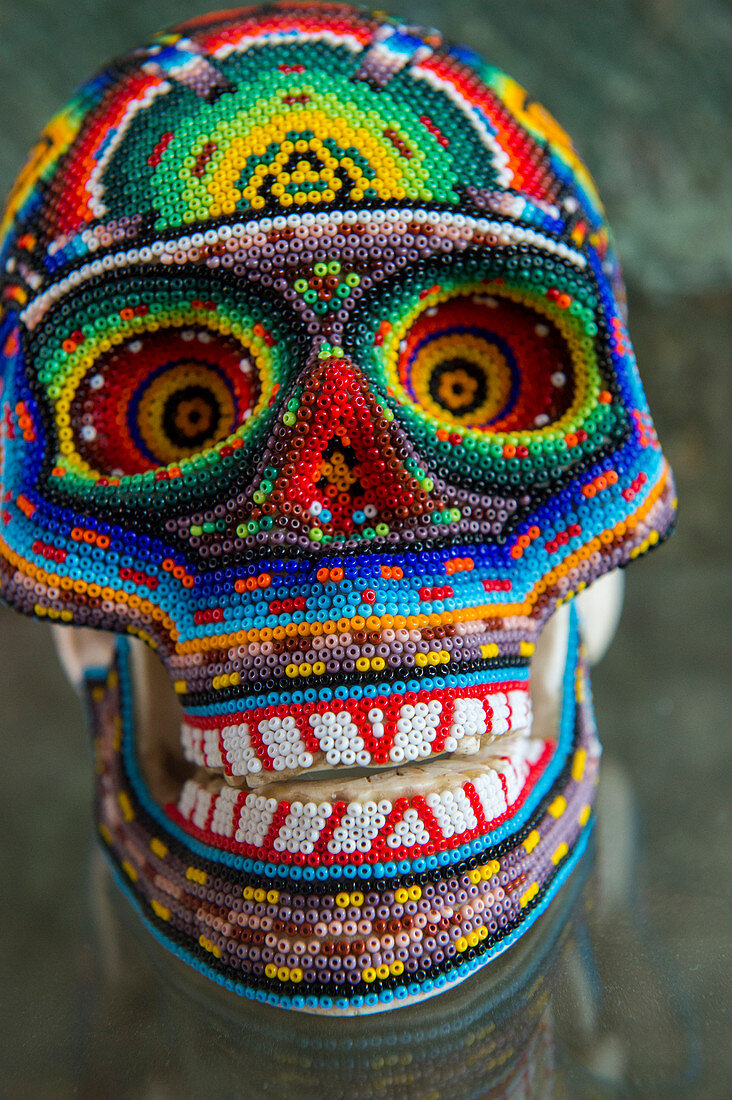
{"left": 0, "top": 3, "right": 674, "bottom": 1013}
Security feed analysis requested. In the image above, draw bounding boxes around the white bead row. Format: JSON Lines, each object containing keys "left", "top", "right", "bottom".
{"left": 175, "top": 738, "right": 547, "bottom": 855}
{"left": 180, "top": 689, "right": 532, "bottom": 777}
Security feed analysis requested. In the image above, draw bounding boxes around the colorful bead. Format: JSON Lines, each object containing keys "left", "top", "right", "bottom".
{"left": 0, "top": 2, "right": 675, "bottom": 1013}
{"left": 91, "top": 621, "right": 598, "bottom": 1012}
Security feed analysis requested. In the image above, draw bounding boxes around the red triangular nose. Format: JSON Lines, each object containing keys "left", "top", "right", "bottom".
{"left": 250, "top": 356, "right": 443, "bottom": 538}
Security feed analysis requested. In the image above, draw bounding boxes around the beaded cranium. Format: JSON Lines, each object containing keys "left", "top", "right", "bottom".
{"left": 0, "top": 3, "right": 674, "bottom": 1013}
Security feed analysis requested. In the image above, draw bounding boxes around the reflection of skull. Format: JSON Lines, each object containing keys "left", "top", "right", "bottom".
{"left": 0, "top": 3, "right": 674, "bottom": 1013}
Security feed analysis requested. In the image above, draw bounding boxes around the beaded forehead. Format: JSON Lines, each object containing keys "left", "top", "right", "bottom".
{"left": 0, "top": 2, "right": 674, "bottom": 1012}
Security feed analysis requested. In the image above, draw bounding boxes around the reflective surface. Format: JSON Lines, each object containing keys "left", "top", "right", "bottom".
{"left": 0, "top": 1, "right": 729, "bottom": 1097}
{"left": 1, "top": 767, "right": 705, "bottom": 1098}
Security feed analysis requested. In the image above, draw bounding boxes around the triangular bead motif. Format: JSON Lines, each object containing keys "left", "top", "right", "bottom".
{"left": 258, "top": 714, "right": 313, "bottom": 772}
{"left": 425, "top": 787, "right": 479, "bottom": 838}
{"left": 235, "top": 792, "right": 276, "bottom": 848}
{"left": 308, "top": 709, "right": 367, "bottom": 767}
{"left": 389, "top": 700, "right": 442, "bottom": 764}
{"left": 273, "top": 802, "right": 333, "bottom": 855}
{"left": 446, "top": 696, "right": 488, "bottom": 751}
{"left": 248, "top": 358, "right": 444, "bottom": 539}
{"left": 385, "top": 807, "right": 432, "bottom": 850}
{"left": 327, "top": 800, "right": 388, "bottom": 856}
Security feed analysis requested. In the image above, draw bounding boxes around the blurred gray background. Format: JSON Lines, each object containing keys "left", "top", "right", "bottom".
{"left": 0, "top": 1, "right": 729, "bottom": 1096}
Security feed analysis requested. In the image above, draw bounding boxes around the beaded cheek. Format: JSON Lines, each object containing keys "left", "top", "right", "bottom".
{"left": 0, "top": 3, "right": 675, "bottom": 1013}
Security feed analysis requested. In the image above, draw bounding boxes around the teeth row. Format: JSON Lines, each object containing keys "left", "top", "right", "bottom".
{"left": 180, "top": 688, "right": 531, "bottom": 783}
{"left": 175, "top": 739, "right": 547, "bottom": 860}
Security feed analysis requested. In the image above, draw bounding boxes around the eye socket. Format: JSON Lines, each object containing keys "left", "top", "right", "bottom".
{"left": 71, "top": 327, "right": 261, "bottom": 475}
{"left": 397, "top": 291, "right": 575, "bottom": 431}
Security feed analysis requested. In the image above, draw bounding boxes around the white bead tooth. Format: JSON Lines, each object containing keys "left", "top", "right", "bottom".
{"left": 499, "top": 762, "right": 522, "bottom": 805}
{"left": 449, "top": 697, "right": 487, "bottom": 753}
{"left": 508, "top": 689, "right": 532, "bottom": 733}
{"left": 191, "top": 788, "right": 212, "bottom": 829}
{"left": 211, "top": 785, "right": 238, "bottom": 837}
{"left": 472, "top": 770, "right": 508, "bottom": 821}
{"left": 177, "top": 779, "right": 198, "bottom": 820}
{"left": 525, "top": 739, "right": 545, "bottom": 765}
{"left": 235, "top": 791, "right": 275, "bottom": 847}
{"left": 180, "top": 722, "right": 195, "bottom": 762}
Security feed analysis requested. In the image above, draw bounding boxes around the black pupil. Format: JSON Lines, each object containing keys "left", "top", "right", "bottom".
{"left": 162, "top": 385, "right": 221, "bottom": 448}
{"left": 429, "top": 357, "right": 488, "bottom": 415}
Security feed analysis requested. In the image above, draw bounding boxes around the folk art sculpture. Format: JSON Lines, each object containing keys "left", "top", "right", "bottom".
{"left": 0, "top": 3, "right": 674, "bottom": 1014}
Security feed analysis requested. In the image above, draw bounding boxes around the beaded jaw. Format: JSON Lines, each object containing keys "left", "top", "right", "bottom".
{"left": 0, "top": 2, "right": 674, "bottom": 1011}
{"left": 56, "top": 593, "right": 602, "bottom": 1013}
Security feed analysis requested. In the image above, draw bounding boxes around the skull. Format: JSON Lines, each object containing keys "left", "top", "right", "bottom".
{"left": 0, "top": 2, "right": 675, "bottom": 1013}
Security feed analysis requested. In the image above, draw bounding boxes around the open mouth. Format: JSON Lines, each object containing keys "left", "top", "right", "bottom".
{"left": 57, "top": 588, "right": 601, "bottom": 1015}
{"left": 126, "top": 605, "right": 569, "bottom": 867}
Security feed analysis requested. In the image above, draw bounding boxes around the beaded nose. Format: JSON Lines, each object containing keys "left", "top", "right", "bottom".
{"left": 246, "top": 350, "right": 443, "bottom": 543}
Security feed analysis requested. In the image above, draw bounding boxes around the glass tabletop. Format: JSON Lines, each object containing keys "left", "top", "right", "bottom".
{"left": 0, "top": 0, "right": 728, "bottom": 1096}
{"left": 1, "top": 759, "right": 705, "bottom": 1098}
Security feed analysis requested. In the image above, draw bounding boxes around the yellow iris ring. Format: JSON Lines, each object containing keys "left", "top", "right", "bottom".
{"left": 54, "top": 311, "right": 274, "bottom": 480}
{"left": 135, "top": 361, "right": 236, "bottom": 465}
{"left": 406, "top": 331, "right": 513, "bottom": 428}
{"left": 381, "top": 280, "right": 600, "bottom": 439}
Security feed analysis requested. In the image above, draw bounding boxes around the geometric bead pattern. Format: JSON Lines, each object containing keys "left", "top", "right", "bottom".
{"left": 180, "top": 681, "right": 530, "bottom": 785}
{"left": 88, "top": 625, "right": 600, "bottom": 1013}
{"left": 173, "top": 736, "right": 550, "bottom": 864}
{"left": 0, "top": 2, "right": 674, "bottom": 1012}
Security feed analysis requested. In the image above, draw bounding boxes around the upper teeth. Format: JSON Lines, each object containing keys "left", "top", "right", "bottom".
{"left": 179, "top": 688, "right": 532, "bottom": 789}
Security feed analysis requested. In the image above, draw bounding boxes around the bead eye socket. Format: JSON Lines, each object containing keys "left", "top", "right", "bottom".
{"left": 397, "top": 291, "right": 575, "bottom": 432}
{"left": 71, "top": 327, "right": 261, "bottom": 476}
